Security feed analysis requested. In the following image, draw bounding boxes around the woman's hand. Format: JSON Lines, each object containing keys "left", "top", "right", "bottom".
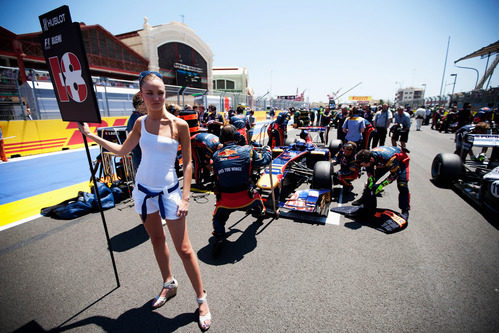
{"left": 77, "top": 122, "right": 92, "bottom": 137}
{"left": 177, "top": 198, "right": 189, "bottom": 217}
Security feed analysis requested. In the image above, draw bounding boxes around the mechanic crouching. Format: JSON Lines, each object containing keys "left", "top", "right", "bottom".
{"left": 211, "top": 125, "right": 272, "bottom": 257}
{"left": 332, "top": 141, "right": 359, "bottom": 194}
{"left": 191, "top": 132, "right": 222, "bottom": 188}
{"left": 353, "top": 146, "right": 410, "bottom": 220}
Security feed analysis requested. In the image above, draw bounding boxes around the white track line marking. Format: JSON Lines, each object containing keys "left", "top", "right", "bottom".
{"left": 325, "top": 187, "right": 342, "bottom": 225}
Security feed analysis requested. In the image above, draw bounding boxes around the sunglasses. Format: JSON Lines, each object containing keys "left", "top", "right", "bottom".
{"left": 139, "top": 71, "right": 162, "bottom": 87}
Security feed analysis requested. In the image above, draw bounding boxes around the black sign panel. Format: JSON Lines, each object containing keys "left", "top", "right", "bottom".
{"left": 39, "top": 6, "right": 100, "bottom": 123}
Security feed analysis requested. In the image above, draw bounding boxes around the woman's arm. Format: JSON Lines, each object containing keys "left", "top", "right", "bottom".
{"left": 176, "top": 119, "right": 192, "bottom": 216}
{"left": 78, "top": 119, "right": 141, "bottom": 156}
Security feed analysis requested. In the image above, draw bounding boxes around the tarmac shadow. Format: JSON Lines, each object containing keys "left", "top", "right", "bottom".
{"left": 197, "top": 218, "right": 262, "bottom": 265}
{"left": 50, "top": 301, "right": 195, "bottom": 332}
{"left": 110, "top": 224, "right": 149, "bottom": 252}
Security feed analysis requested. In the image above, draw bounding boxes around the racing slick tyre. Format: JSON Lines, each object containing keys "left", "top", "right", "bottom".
{"left": 431, "top": 153, "right": 463, "bottom": 186}
{"left": 312, "top": 161, "right": 332, "bottom": 190}
{"left": 329, "top": 140, "right": 343, "bottom": 156}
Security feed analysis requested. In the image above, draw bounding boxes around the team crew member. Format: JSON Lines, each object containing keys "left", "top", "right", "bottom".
{"left": 211, "top": 125, "right": 272, "bottom": 257}
{"left": 332, "top": 141, "right": 359, "bottom": 193}
{"left": 246, "top": 109, "right": 256, "bottom": 143}
{"left": 77, "top": 71, "right": 211, "bottom": 331}
{"left": 372, "top": 103, "right": 393, "bottom": 147}
{"left": 191, "top": 132, "right": 222, "bottom": 187}
{"left": 126, "top": 92, "right": 147, "bottom": 172}
{"left": 267, "top": 110, "right": 289, "bottom": 148}
{"left": 229, "top": 106, "right": 250, "bottom": 145}
{"left": 353, "top": 146, "right": 411, "bottom": 220}
{"left": 454, "top": 121, "right": 491, "bottom": 161}
{"left": 391, "top": 106, "right": 411, "bottom": 149}
{"left": 203, "top": 104, "right": 224, "bottom": 136}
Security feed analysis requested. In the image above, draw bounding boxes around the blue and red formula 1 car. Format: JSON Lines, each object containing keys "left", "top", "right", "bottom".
{"left": 255, "top": 133, "right": 342, "bottom": 219}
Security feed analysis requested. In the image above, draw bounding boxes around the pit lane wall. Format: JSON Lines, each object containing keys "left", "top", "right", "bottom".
{"left": 0, "top": 111, "right": 272, "bottom": 158}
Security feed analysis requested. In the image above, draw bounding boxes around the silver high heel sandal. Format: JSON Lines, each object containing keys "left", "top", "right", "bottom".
{"left": 151, "top": 277, "right": 178, "bottom": 309}
{"left": 197, "top": 290, "right": 212, "bottom": 331}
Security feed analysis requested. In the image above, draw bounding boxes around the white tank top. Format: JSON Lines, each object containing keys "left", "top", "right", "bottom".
{"left": 135, "top": 116, "right": 179, "bottom": 190}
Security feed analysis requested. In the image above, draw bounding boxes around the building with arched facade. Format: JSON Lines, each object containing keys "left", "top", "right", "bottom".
{"left": 116, "top": 19, "right": 213, "bottom": 91}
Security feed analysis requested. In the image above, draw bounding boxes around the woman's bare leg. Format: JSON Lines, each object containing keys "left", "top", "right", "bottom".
{"left": 143, "top": 212, "right": 173, "bottom": 302}
{"left": 166, "top": 217, "right": 209, "bottom": 316}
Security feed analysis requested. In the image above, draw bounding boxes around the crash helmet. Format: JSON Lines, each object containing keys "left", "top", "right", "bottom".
{"left": 295, "top": 138, "right": 307, "bottom": 151}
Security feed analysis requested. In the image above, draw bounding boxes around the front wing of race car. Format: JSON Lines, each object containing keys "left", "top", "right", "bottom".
{"left": 280, "top": 188, "right": 331, "bottom": 216}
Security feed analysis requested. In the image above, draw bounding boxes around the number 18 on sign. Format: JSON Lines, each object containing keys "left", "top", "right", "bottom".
{"left": 39, "top": 6, "right": 100, "bottom": 123}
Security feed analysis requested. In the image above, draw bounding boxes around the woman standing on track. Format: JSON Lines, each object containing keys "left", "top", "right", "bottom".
{"left": 78, "top": 71, "right": 211, "bottom": 331}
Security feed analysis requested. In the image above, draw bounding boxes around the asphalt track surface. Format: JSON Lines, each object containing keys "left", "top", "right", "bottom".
{"left": 1, "top": 124, "right": 498, "bottom": 332}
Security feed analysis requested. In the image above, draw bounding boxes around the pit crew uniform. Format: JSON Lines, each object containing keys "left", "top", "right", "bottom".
{"left": 132, "top": 116, "right": 182, "bottom": 222}
{"left": 212, "top": 143, "right": 272, "bottom": 239}
{"left": 365, "top": 146, "right": 410, "bottom": 213}
{"left": 333, "top": 149, "right": 359, "bottom": 192}
{"left": 267, "top": 111, "right": 289, "bottom": 148}
{"left": 229, "top": 114, "right": 249, "bottom": 145}
{"left": 191, "top": 132, "right": 220, "bottom": 186}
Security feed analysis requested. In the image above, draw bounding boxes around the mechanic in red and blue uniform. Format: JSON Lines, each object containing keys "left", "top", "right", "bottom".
{"left": 229, "top": 106, "right": 250, "bottom": 145}
{"left": 353, "top": 146, "right": 410, "bottom": 220}
{"left": 191, "top": 132, "right": 221, "bottom": 187}
{"left": 332, "top": 141, "right": 359, "bottom": 193}
{"left": 211, "top": 125, "right": 272, "bottom": 256}
{"left": 267, "top": 110, "right": 289, "bottom": 148}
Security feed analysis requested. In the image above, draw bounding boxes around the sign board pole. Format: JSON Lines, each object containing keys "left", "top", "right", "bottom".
{"left": 39, "top": 5, "right": 119, "bottom": 287}
{"left": 81, "top": 132, "right": 120, "bottom": 288}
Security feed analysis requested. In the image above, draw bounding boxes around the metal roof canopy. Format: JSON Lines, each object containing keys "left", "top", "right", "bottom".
{"left": 455, "top": 40, "right": 499, "bottom": 63}
{"left": 454, "top": 40, "right": 499, "bottom": 90}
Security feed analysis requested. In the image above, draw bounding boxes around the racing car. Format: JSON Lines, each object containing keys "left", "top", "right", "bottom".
{"left": 431, "top": 132, "right": 499, "bottom": 215}
{"left": 254, "top": 136, "right": 342, "bottom": 219}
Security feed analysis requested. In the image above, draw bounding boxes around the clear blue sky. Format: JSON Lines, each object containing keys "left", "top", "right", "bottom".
{"left": 1, "top": 0, "right": 498, "bottom": 103}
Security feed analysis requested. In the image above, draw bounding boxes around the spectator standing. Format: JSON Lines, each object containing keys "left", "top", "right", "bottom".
{"left": 316, "top": 107, "right": 333, "bottom": 143}
{"left": 414, "top": 105, "right": 426, "bottom": 131}
{"left": 334, "top": 105, "right": 349, "bottom": 143}
{"left": 198, "top": 105, "right": 206, "bottom": 127}
{"left": 203, "top": 105, "right": 224, "bottom": 137}
{"left": 391, "top": 106, "right": 411, "bottom": 149}
{"left": 342, "top": 108, "right": 365, "bottom": 147}
{"left": 372, "top": 103, "right": 393, "bottom": 147}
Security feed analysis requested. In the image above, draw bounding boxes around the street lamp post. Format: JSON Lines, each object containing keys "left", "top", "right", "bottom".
{"left": 454, "top": 64, "right": 479, "bottom": 89}
{"left": 421, "top": 83, "right": 427, "bottom": 106}
{"left": 450, "top": 73, "right": 457, "bottom": 107}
